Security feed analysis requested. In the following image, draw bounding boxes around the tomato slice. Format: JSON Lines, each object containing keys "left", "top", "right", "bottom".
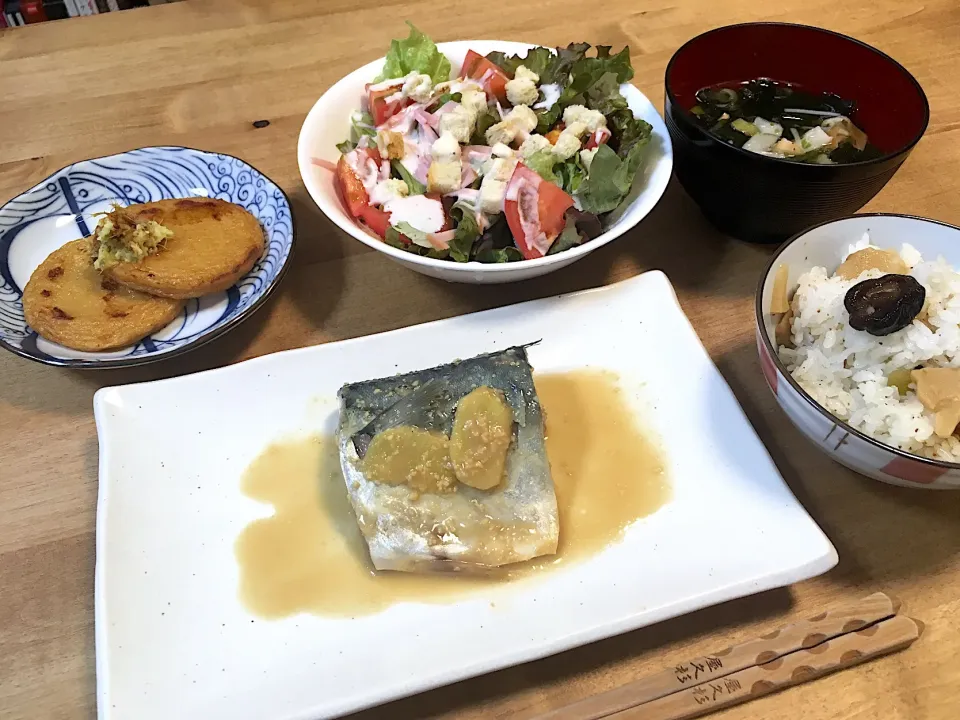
{"left": 335, "top": 154, "right": 369, "bottom": 218}
{"left": 584, "top": 126, "right": 612, "bottom": 149}
{"left": 461, "top": 49, "right": 510, "bottom": 103}
{"left": 426, "top": 193, "right": 454, "bottom": 232}
{"left": 503, "top": 165, "right": 574, "bottom": 259}
{"left": 366, "top": 83, "right": 412, "bottom": 126}
{"left": 358, "top": 205, "right": 392, "bottom": 239}
{"left": 335, "top": 151, "right": 391, "bottom": 239}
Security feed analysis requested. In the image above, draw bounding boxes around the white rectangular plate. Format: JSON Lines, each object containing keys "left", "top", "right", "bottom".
{"left": 94, "top": 271, "right": 837, "bottom": 720}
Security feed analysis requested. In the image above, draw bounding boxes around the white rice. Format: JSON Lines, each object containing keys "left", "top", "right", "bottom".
{"left": 778, "top": 233, "right": 960, "bottom": 462}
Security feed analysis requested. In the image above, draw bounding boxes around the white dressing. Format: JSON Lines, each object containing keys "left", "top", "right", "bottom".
{"left": 384, "top": 195, "right": 446, "bottom": 234}
{"left": 535, "top": 83, "right": 562, "bottom": 110}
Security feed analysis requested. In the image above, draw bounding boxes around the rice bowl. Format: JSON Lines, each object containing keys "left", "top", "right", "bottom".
{"left": 778, "top": 235, "right": 960, "bottom": 461}
{"left": 756, "top": 214, "right": 960, "bottom": 489}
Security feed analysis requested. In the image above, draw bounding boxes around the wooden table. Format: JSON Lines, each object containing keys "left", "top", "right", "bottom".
{"left": 2, "top": 1, "right": 959, "bottom": 718}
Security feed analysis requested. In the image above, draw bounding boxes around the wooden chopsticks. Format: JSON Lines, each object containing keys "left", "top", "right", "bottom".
{"left": 538, "top": 592, "right": 921, "bottom": 720}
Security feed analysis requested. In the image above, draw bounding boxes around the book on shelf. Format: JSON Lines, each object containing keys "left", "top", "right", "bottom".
{"left": 22, "top": 0, "right": 49, "bottom": 21}
{"left": 1, "top": 0, "right": 157, "bottom": 24}
{"left": 42, "top": 0, "right": 69, "bottom": 19}
{"left": 3, "top": 0, "right": 25, "bottom": 25}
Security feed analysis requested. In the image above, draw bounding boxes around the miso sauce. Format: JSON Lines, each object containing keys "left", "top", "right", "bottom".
{"left": 235, "top": 369, "right": 670, "bottom": 618}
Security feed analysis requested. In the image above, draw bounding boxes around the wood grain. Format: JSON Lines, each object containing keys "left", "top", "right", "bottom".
{"left": 1, "top": 2, "right": 960, "bottom": 719}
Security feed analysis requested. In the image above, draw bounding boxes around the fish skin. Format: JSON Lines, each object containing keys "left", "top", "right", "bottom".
{"left": 337, "top": 346, "right": 558, "bottom": 573}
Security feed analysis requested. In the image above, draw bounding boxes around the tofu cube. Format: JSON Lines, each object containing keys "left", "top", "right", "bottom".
{"left": 376, "top": 130, "right": 406, "bottom": 160}
{"left": 460, "top": 86, "right": 488, "bottom": 115}
{"left": 431, "top": 130, "right": 462, "bottom": 161}
{"left": 485, "top": 105, "right": 539, "bottom": 146}
{"left": 428, "top": 160, "right": 462, "bottom": 194}
{"left": 438, "top": 105, "right": 476, "bottom": 144}
{"left": 478, "top": 158, "right": 517, "bottom": 214}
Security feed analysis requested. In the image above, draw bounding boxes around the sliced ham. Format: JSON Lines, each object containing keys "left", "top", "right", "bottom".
{"left": 311, "top": 157, "right": 337, "bottom": 172}
{"left": 427, "top": 229, "right": 456, "bottom": 250}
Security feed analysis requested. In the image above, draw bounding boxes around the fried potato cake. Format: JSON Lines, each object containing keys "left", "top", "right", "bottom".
{"left": 101, "top": 198, "right": 264, "bottom": 299}
{"left": 23, "top": 239, "right": 184, "bottom": 352}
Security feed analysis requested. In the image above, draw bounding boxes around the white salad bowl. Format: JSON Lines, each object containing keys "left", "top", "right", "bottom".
{"left": 297, "top": 40, "right": 673, "bottom": 284}
{"left": 756, "top": 213, "right": 960, "bottom": 489}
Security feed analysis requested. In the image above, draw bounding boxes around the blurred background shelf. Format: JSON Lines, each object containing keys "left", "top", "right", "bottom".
{"left": 2, "top": 0, "right": 178, "bottom": 26}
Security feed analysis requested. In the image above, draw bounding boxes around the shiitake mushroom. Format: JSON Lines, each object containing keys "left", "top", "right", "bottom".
{"left": 844, "top": 274, "right": 925, "bottom": 336}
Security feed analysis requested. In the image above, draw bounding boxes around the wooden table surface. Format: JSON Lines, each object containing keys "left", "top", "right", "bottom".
{"left": 2, "top": 1, "right": 960, "bottom": 718}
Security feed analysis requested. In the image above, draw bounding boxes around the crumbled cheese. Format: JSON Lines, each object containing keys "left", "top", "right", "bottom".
{"left": 562, "top": 105, "right": 607, "bottom": 133}
{"left": 519, "top": 134, "right": 552, "bottom": 158}
{"left": 506, "top": 65, "right": 540, "bottom": 107}
{"left": 402, "top": 72, "right": 434, "bottom": 104}
{"left": 485, "top": 105, "right": 538, "bottom": 146}
{"left": 552, "top": 121, "right": 588, "bottom": 161}
{"left": 514, "top": 65, "right": 539, "bottom": 83}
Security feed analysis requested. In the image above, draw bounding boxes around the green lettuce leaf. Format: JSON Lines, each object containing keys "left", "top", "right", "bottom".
{"left": 485, "top": 51, "right": 521, "bottom": 77}
{"left": 336, "top": 111, "right": 376, "bottom": 153}
{"left": 384, "top": 225, "right": 409, "bottom": 249}
{"left": 535, "top": 102, "right": 565, "bottom": 134}
{"left": 543, "top": 42, "right": 590, "bottom": 84}
{"left": 585, "top": 72, "right": 629, "bottom": 115}
{"left": 555, "top": 156, "right": 587, "bottom": 195}
{"left": 428, "top": 91, "right": 462, "bottom": 111}
{"left": 391, "top": 221, "right": 429, "bottom": 245}
{"left": 476, "top": 247, "right": 523, "bottom": 263}
{"left": 575, "top": 142, "right": 648, "bottom": 214}
{"left": 608, "top": 108, "right": 653, "bottom": 159}
{"left": 486, "top": 42, "right": 592, "bottom": 88}
{"left": 486, "top": 46, "right": 556, "bottom": 79}
{"left": 386, "top": 222, "right": 451, "bottom": 259}
{"left": 471, "top": 107, "right": 498, "bottom": 144}
{"left": 592, "top": 45, "right": 634, "bottom": 83}
{"left": 521, "top": 151, "right": 587, "bottom": 196}
{"left": 374, "top": 23, "right": 451, "bottom": 85}
{"left": 523, "top": 150, "right": 561, "bottom": 184}
{"left": 547, "top": 212, "right": 585, "bottom": 255}
{"left": 390, "top": 160, "right": 426, "bottom": 195}
{"left": 484, "top": 43, "right": 635, "bottom": 135}
{"left": 472, "top": 215, "right": 513, "bottom": 258}
{"left": 449, "top": 199, "right": 481, "bottom": 263}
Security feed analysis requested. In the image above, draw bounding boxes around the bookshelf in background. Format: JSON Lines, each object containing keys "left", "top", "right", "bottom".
{"left": 2, "top": 0, "right": 176, "bottom": 25}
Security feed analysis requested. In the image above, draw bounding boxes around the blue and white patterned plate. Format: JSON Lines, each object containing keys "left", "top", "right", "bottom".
{"left": 0, "top": 146, "right": 294, "bottom": 369}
